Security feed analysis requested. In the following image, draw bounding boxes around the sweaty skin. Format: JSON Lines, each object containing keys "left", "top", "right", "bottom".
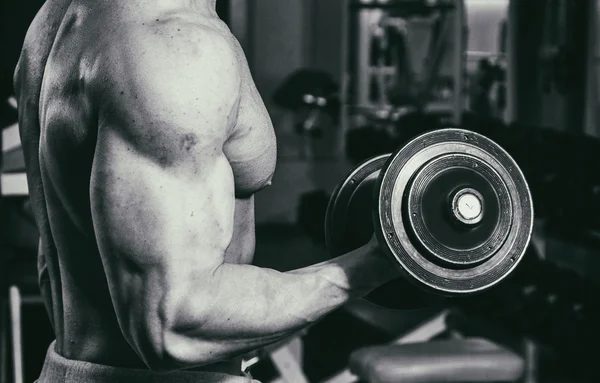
{"left": 14, "top": 0, "right": 398, "bottom": 375}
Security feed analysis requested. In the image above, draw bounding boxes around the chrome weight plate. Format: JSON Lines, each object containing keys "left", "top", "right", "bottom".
{"left": 374, "top": 128, "right": 534, "bottom": 296}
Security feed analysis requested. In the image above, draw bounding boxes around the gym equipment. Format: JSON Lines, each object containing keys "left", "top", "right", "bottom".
{"left": 273, "top": 69, "right": 340, "bottom": 137}
{"left": 326, "top": 128, "right": 533, "bottom": 309}
{"left": 325, "top": 308, "right": 528, "bottom": 383}
{"left": 349, "top": 338, "right": 524, "bottom": 383}
{"left": 343, "top": 0, "right": 466, "bottom": 139}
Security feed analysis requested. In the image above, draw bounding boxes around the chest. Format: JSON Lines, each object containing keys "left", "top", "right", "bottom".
{"left": 224, "top": 70, "right": 277, "bottom": 198}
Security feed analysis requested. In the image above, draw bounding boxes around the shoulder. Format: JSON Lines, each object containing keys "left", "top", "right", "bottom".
{"left": 97, "top": 17, "right": 241, "bottom": 103}
{"left": 93, "top": 16, "right": 242, "bottom": 158}
{"left": 94, "top": 17, "right": 241, "bottom": 132}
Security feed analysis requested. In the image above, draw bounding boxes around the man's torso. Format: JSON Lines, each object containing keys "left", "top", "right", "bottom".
{"left": 15, "top": 0, "right": 276, "bottom": 373}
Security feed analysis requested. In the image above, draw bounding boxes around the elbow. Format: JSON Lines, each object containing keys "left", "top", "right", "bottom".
{"left": 162, "top": 329, "right": 216, "bottom": 369}
{"left": 136, "top": 328, "right": 213, "bottom": 373}
{"left": 135, "top": 304, "right": 218, "bottom": 372}
{"left": 143, "top": 330, "right": 218, "bottom": 373}
{"left": 119, "top": 272, "right": 222, "bottom": 371}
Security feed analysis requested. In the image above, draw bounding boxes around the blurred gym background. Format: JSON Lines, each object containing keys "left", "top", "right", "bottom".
{"left": 2, "top": 0, "right": 600, "bottom": 382}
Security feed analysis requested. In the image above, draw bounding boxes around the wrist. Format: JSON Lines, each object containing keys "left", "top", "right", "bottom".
{"left": 365, "top": 236, "right": 401, "bottom": 281}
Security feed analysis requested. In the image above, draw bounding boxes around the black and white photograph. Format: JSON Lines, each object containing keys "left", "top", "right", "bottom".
{"left": 0, "top": 0, "right": 598, "bottom": 382}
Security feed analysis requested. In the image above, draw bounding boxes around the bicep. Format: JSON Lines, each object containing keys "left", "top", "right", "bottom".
{"left": 92, "top": 25, "right": 242, "bottom": 283}
{"left": 90, "top": 127, "right": 236, "bottom": 358}
{"left": 88, "top": 28, "right": 244, "bottom": 360}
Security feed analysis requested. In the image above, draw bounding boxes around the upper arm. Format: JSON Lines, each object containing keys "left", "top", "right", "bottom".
{"left": 90, "top": 24, "right": 241, "bottom": 366}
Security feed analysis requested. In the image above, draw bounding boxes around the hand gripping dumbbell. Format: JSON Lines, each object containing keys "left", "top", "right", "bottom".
{"left": 325, "top": 128, "right": 534, "bottom": 309}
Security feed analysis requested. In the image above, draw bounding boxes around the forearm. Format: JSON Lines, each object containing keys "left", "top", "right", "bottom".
{"left": 163, "top": 242, "right": 397, "bottom": 368}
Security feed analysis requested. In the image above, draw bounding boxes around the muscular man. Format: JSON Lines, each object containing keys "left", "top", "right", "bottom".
{"left": 14, "top": 1, "right": 398, "bottom": 381}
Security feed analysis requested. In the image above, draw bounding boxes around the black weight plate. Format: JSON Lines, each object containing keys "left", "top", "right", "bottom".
{"left": 325, "top": 155, "right": 389, "bottom": 255}
{"left": 374, "top": 128, "right": 534, "bottom": 296}
{"left": 325, "top": 155, "right": 442, "bottom": 310}
{"left": 406, "top": 154, "right": 512, "bottom": 266}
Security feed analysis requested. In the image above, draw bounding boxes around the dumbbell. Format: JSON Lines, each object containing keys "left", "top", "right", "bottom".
{"left": 325, "top": 128, "right": 534, "bottom": 309}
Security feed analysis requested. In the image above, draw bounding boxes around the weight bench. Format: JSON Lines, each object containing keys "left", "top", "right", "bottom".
{"left": 349, "top": 338, "right": 524, "bottom": 383}
{"left": 324, "top": 310, "right": 525, "bottom": 383}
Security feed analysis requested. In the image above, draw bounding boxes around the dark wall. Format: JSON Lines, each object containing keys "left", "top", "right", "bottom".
{"left": 1, "top": 0, "right": 45, "bottom": 100}
{"left": 216, "top": 0, "right": 230, "bottom": 26}
{"left": 513, "top": 0, "right": 590, "bottom": 133}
